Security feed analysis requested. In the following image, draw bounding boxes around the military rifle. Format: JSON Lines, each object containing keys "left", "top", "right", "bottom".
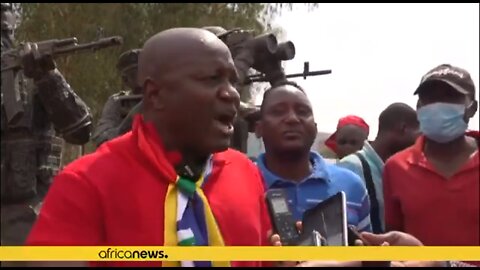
{"left": 246, "top": 61, "right": 331, "bottom": 83}
{"left": 214, "top": 27, "right": 334, "bottom": 154}
{"left": 113, "top": 61, "right": 331, "bottom": 110}
{"left": 242, "top": 62, "right": 331, "bottom": 133}
{"left": 1, "top": 36, "right": 123, "bottom": 125}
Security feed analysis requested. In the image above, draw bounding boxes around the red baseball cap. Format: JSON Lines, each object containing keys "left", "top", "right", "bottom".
{"left": 324, "top": 115, "right": 369, "bottom": 153}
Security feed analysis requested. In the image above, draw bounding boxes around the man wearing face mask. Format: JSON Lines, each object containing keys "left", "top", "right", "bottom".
{"left": 92, "top": 49, "right": 142, "bottom": 147}
{"left": 383, "top": 64, "right": 479, "bottom": 266}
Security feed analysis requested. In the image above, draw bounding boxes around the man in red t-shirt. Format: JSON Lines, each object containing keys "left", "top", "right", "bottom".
{"left": 383, "top": 64, "right": 479, "bottom": 266}
{"left": 26, "top": 28, "right": 271, "bottom": 267}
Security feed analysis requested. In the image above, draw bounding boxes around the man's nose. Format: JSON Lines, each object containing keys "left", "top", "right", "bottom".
{"left": 284, "top": 110, "right": 301, "bottom": 124}
{"left": 218, "top": 84, "right": 240, "bottom": 105}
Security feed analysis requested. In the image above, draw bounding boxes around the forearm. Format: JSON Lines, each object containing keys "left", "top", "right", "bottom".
{"left": 297, "top": 261, "right": 363, "bottom": 267}
{"left": 35, "top": 70, "right": 92, "bottom": 144}
{"left": 392, "top": 261, "right": 448, "bottom": 267}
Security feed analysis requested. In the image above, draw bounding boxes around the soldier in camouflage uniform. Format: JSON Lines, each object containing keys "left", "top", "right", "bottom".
{"left": 92, "top": 49, "right": 142, "bottom": 147}
{"left": 1, "top": 3, "right": 93, "bottom": 247}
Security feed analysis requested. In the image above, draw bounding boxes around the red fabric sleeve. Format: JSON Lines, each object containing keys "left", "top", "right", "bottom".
{"left": 257, "top": 168, "right": 274, "bottom": 267}
{"left": 27, "top": 170, "right": 103, "bottom": 246}
{"left": 260, "top": 198, "right": 275, "bottom": 267}
{"left": 382, "top": 162, "right": 403, "bottom": 232}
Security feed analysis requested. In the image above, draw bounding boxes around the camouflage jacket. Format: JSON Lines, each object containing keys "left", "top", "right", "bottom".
{"left": 92, "top": 90, "right": 141, "bottom": 147}
{"left": 1, "top": 68, "right": 92, "bottom": 203}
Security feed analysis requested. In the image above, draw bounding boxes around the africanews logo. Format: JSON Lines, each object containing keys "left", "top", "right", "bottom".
{"left": 98, "top": 248, "right": 168, "bottom": 260}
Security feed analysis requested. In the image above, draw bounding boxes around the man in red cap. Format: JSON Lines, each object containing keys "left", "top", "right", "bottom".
{"left": 324, "top": 115, "right": 370, "bottom": 159}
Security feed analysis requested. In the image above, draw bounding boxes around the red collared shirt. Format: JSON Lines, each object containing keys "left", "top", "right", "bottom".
{"left": 383, "top": 131, "right": 479, "bottom": 249}
{"left": 27, "top": 116, "right": 272, "bottom": 267}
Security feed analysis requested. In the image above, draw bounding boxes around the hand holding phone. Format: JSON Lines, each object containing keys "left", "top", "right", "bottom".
{"left": 348, "top": 225, "right": 392, "bottom": 267}
{"left": 265, "top": 189, "right": 299, "bottom": 246}
{"left": 347, "top": 225, "right": 372, "bottom": 246}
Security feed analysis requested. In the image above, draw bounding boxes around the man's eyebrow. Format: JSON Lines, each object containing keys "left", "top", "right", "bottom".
{"left": 267, "top": 100, "right": 288, "bottom": 107}
{"left": 295, "top": 102, "right": 312, "bottom": 108}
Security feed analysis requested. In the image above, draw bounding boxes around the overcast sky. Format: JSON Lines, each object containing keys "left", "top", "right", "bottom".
{"left": 265, "top": 3, "right": 479, "bottom": 138}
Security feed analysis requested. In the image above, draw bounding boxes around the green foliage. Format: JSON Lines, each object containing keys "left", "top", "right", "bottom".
{"left": 15, "top": 3, "right": 317, "bottom": 165}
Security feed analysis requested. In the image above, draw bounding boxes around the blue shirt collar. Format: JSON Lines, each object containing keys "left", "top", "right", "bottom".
{"left": 257, "top": 151, "right": 331, "bottom": 188}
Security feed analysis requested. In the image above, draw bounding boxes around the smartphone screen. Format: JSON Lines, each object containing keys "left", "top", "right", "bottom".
{"left": 301, "top": 192, "right": 348, "bottom": 246}
{"left": 271, "top": 197, "right": 290, "bottom": 214}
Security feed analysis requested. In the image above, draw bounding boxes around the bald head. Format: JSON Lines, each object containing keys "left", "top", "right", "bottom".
{"left": 378, "top": 103, "right": 418, "bottom": 133}
{"left": 138, "top": 27, "right": 230, "bottom": 86}
{"left": 138, "top": 27, "right": 240, "bottom": 157}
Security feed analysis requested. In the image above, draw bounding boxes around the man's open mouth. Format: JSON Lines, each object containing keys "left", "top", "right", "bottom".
{"left": 214, "top": 112, "right": 236, "bottom": 134}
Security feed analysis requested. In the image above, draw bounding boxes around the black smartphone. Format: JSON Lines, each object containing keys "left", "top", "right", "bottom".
{"left": 265, "top": 189, "right": 299, "bottom": 246}
{"left": 300, "top": 191, "right": 348, "bottom": 246}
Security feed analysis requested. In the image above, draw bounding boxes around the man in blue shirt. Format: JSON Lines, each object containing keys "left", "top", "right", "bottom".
{"left": 337, "top": 103, "right": 419, "bottom": 233}
{"left": 255, "top": 81, "right": 372, "bottom": 232}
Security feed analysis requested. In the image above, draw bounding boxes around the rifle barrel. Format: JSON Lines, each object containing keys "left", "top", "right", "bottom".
{"left": 55, "top": 38, "right": 78, "bottom": 47}
{"left": 0, "top": 36, "right": 123, "bottom": 72}
{"left": 247, "top": 69, "right": 332, "bottom": 83}
{"left": 51, "top": 36, "right": 123, "bottom": 56}
{"left": 285, "top": 70, "right": 332, "bottom": 78}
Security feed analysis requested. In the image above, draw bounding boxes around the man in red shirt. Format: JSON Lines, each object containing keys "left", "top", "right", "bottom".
{"left": 26, "top": 28, "right": 271, "bottom": 267}
{"left": 383, "top": 64, "right": 479, "bottom": 266}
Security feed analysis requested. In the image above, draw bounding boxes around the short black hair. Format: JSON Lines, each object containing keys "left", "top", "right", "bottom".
{"left": 378, "top": 103, "right": 418, "bottom": 132}
{"left": 260, "top": 81, "right": 306, "bottom": 116}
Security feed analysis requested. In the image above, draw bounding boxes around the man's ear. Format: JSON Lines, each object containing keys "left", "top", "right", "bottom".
{"left": 143, "top": 78, "right": 166, "bottom": 111}
{"left": 399, "top": 122, "right": 408, "bottom": 135}
{"left": 254, "top": 121, "right": 262, "bottom": 138}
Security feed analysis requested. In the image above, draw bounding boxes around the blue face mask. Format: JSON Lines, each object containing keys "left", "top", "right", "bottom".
{"left": 417, "top": 102, "right": 468, "bottom": 143}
